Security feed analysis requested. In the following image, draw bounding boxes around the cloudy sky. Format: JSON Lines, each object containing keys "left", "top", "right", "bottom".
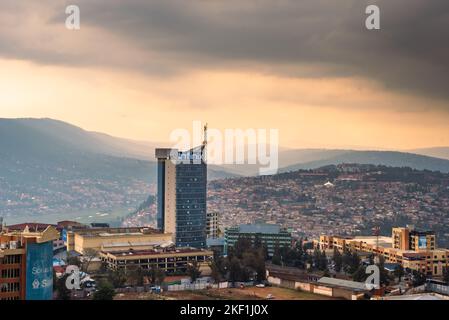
{"left": 1, "top": 0, "right": 448, "bottom": 149}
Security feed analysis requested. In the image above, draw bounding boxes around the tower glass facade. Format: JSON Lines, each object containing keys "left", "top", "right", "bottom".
{"left": 176, "top": 161, "right": 207, "bottom": 248}
{"left": 156, "top": 160, "right": 165, "bottom": 231}
{"left": 156, "top": 147, "right": 207, "bottom": 249}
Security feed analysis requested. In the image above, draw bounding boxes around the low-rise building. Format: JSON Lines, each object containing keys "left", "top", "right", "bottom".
{"left": 0, "top": 226, "right": 59, "bottom": 300}
{"left": 225, "top": 222, "right": 292, "bottom": 256}
{"left": 66, "top": 227, "right": 173, "bottom": 254}
{"left": 99, "top": 247, "right": 213, "bottom": 275}
{"left": 316, "top": 226, "right": 449, "bottom": 276}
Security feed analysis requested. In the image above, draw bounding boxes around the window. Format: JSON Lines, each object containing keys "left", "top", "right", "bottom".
{"left": 1, "top": 268, "right": 20, "bottom": 278}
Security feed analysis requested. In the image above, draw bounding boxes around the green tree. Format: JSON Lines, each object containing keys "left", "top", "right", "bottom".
{"left": 126, "top": 265, "right": 144, "bottom": 286}
{"left": 93, "top": 280, "right": 116, "bottom": 300}
{"left": 352, "top": 265, "right": 367, "bottom": 282}
{"left": 332, "top": 247, "right": 342, "bottom": 272}
{"left": 210, "top": 260, "right": 222, "bottom": 284}
{"left": 412, "top": 270, "right": 426, "bottom": 287}
{"left": 376, "top": 255, "right": 391, "bottom": 286}
{"left": 394, "top": 265, "right": 405, "bottom": 282}
{"left": 234, "top": 237, "right": 252, "bottom": 259}
{"left": 148, "top": 266, "right": 166, "bottom": 285}
{"left": 107, "top": 268, "right": 127, "bottom": 288}
{"left": 81, "top": 248, "right": 98, "bottom": 273}
{"left": 66, "top": 255, "right": 81, "bottom": 268}
{"left": 271, "top": 246, "right": 282, "bottom": 266}
{"left": 54, "top": 274, "right": 71, "bottom": 300}
{"left": 443, "top": 267, "right": 449, "bottom": 285}
{"left": 187, "top": 260, "right": 202, "bottom": 283}
{"left": 229, "top": 257, "right": 243, "bottom": 283}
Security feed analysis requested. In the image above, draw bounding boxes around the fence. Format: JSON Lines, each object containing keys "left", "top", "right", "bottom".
{"left": 167, "top": 281, "right": 229, "bottom": 291}
{"left": 427, "top": 283, "right": 449, "bottom": 296}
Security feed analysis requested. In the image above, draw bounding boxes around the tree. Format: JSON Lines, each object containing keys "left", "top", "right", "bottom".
{"left": 66, "top": 255, "right": 81, "bottom": 268}
{"left": 93, "top": 280, "right": 116, "bottom": 300}
{"left": 394, "top": 265, "right": 405, "bottom": 282}
{"left": 81, "top": 248, "right": 98, "bottom": 273}
{"left": 234, "top": 237, "right": 252, "bottom": 259}
{"left": 107, "top": 268, "right": 127, "bottom": 288}
{"left": 148, "top": 266, "right": 166, "bottom": 285}
{"left": 332, "top": 247, "right": 342, "bottom": 272}
{"left": 352, "top": 265, "right": 367, "bottom": 282}
{"left": 126, "top": 265, "right": 144, "bottom": 286}
{"left": 376, "top": 255, "right": 391, "bottom": 286}
{"left": 271, "top": 246, "right": 282, "bottom": 266}
{"left": 187, "top": 260, "right": 202, "bottom": 283}
{"left": 319, "top": 250, "right": 328, "bottom": 271}
{"left": 342, "top": 249, "right": 360, "bottom": 275}
{"left": 412, "top": 270, "right": 426, "bottom": 287}
{"left": 444, "top": 267, "right": 449, "bottom": 285}
{"left": 54, "top": 274, "right": 71, "bottom": 300}
{"left": 210, "top": 261, "right": 222, "bottom": 284}
{"left": 229, "top": 257, "right": 243, "bottom": 283}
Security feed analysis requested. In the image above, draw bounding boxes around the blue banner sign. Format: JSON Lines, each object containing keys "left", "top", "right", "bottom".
{"left": 26, "top": 242, "right": 53, "bottom": 300}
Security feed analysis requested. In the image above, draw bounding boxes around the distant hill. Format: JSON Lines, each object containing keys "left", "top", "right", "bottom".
{"left": 279, "top": 150, "right": 449, "bottom": 173}
{"left": 0, "top": 118, "right": 238, "bottom": 222}
{"left": 409, "top": 147, "right": 449, "bottom": 161}
{"left": 0, "top": 118, "right": 237, "bottom": 181}
{"left": 218, "top": 148, "right": 449, "bottom": 176}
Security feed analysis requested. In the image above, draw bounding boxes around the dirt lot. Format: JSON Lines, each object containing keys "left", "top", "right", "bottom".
{"left": 115, "top": 286, "right": 339, "bottom": 300}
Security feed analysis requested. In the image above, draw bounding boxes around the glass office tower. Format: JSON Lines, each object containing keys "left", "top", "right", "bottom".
{"left": 156, "top": 147, "right": 207, "bottom": 248}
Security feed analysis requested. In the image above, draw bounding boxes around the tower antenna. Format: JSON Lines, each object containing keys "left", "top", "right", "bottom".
{"left": 203, "top": 123, "right": 208, "bottom": 147}
{"left": 202, "top": 123, "right": 208, "bottom": 163}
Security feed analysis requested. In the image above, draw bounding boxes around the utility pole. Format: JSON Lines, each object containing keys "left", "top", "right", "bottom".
{"left": 373, "top": 225, "right": 380, "bottom": 264}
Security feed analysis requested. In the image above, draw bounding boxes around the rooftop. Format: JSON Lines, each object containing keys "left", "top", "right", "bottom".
{"left": 6, "top": 222, "right": 59, "bottom": 232}
{"left": 232, "top": 223, "right": 286, "bottom": 234}
{"left": 74, "top": 227, "right": 163, "bottom": 237}
{"left": 317, "top": 277, "right": 369, "bottom": 291}
{"left": 352, "top": 236, "right": 393, "bottom": 248}
{"left": 380, "top": 293, "right": 449, "bottom": 300}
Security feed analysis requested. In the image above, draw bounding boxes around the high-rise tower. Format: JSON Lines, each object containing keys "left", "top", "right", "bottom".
{"left": 156, "top": 135, "right": 207, "bottom": 248}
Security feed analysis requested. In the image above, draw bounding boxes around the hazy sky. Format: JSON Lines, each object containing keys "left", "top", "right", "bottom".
{"left": 1, "top": 0, "right": 448, "bottom": 149}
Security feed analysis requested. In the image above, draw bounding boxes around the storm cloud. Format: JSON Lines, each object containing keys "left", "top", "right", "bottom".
{"left": 1, "top": 0, "right": 448, "bottom": 102}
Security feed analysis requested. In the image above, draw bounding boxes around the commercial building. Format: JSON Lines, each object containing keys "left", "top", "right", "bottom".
{"left": 316, "top": 226, "right": 449, "bottom": 276}
{"left": 156, "top": 145, "right": 207, "bottom": 248}
{"left": 224, "top": 222, "right": 292, "bottom": 256}
{"left": 392, "top": 226, "right": 436, "bottom": 251}
{"left": 6, "top": 222, "right": 66, "bottom": 253}
{"left": 66, "top": 227, "right": 173, "bottom": 254}
{"left": 206, "top": 211, "right": 219, "bottom": 239}
{"left": 0, "top": 226, "right": 59, "bottom": 300}
{"left": 99, "top": 247, "right": 213, "bottom": 275}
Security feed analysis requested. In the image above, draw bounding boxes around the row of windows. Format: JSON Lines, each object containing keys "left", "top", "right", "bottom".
{"left": 177, "top": 242, "right": 206, "bottom": 248}
{"left": 176, "top": 193, "right": 206, "bottom": 199}
{"left": 1, "top": 268, "right": 20, "bottom": 278}
{"left": 0, "top": 282, "right": 20, "bottom": 293}
{"left": 178, "top": 204, "right": 206, "bottom": 209}
{"left": 0, "top": 296, "right": 20, "bottom": 300}
{"left": 1, "top": 255, "right": 21, "bottom": 264}
{"left": 177, "top": 209, "right": 206, "bottom": 215}
{"left": 176, "top": 199, "right": 205, "bottom": 205}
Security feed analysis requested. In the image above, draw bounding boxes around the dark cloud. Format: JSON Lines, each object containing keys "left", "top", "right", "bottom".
{"left": 1, "top": 0, "right": 448, "bottom": 102}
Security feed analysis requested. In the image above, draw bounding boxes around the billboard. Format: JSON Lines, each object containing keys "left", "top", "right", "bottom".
{"left": 418, "top": 236, "right": 427, "bottom": 249}
{"left": 62, "top": 228, "right": 67, "bottom": 243}
{"left": 26, "top": 242, "right": 53, "bottom": 300}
